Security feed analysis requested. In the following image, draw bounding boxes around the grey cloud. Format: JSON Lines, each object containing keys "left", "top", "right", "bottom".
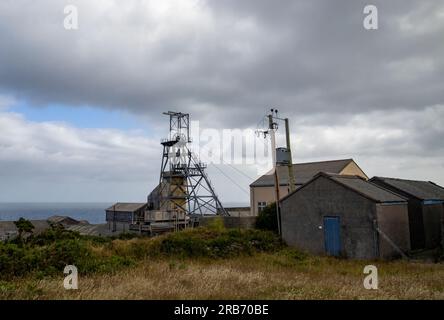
{"left": 0, "top": 112, "right": 161, "bottom": 201}
{"left": 0, "top": 1, "right": 444, "bottom": 202}
{"left": 1, "top": 104, "right": 443, "bottom": 203}
{"left": 0, "top": 1, "right": 443, "bottom": 127}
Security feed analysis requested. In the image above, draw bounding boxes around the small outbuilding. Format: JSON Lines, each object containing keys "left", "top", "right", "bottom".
{"left": 370, "top": 177, "right": 444, "bottom": 250}
{"left": 105, "top": 203, "right": 147, "bottom": 231}
{"left": 280, "top": 173, "right": 410, "bottom": 259}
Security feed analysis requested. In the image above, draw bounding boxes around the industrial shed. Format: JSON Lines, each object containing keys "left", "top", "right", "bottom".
{"left": 370, "top": 177, "right": 444, "bottom": 250}
{"left": 280, "top": 173, "right": 410, "bottom": 259}
{"left": 106, "top": 203, "right": 147, "bottom": 231}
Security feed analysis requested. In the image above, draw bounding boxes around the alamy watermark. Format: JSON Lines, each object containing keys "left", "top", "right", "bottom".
{"left": 64, "top": 5, "right": 79, "bottom": 30}
{"left": 64, "top": 265, "right": 78, "bottom": 290}
{"left": 166, "top": 120, "right": 274, "bottom": 173}
{"left": 363, "top": 265, "right": 378, "bottom": 290}
{"left": 62, "top": 4, "right": 378, "bottom": 31}
{"left": 363, "top": 5, "right": 378, "bottom": 30}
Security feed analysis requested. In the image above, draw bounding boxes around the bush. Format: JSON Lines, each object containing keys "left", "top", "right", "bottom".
{"left": 28, "top": 223, "right": 81, "bottom": 246}
{"left": 0, "top": 226, "right": 134, "bottom": 280}
{"left": 157, "top": 227, "right": 282, "bottom": 259}
{"left": 0, "top": 224, "right": 283, "bottom": 280}
{"left": 255, "top": 202, "right": 278, "bottom": 233}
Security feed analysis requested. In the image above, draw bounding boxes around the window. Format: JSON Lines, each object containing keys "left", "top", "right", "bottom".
{"left": 258, "top": 201, "right": 267, "bottom": 213}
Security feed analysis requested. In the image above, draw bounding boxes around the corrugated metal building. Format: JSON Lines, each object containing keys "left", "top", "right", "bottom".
{"left": 249, "top": 159, "right": 368, "bottom": 216}
{"left": 105, "top": 203, "right": 147, "bottom": 230}
{"left": 280, "top": 173, "right": 410, "bottom": 259}
{"left": 370, "top": 177, "right": 444, "bottom": 250}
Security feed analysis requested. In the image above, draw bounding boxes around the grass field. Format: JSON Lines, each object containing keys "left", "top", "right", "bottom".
{"left": 1, "top": 222, "right": 443, "bottom": 300}
{"left": 1, "top": 249, "right": 444, "bottom": 300}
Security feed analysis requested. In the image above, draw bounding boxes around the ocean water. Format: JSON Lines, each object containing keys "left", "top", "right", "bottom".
{"left": 0, "top": 203, "right": 112, "bottom": 224}
{"left": 0, "top": 202, "right": 249, "bottom": 224}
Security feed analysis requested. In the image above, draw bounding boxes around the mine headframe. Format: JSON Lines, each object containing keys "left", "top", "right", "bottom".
{"left": 156, "top": 111, "right": 229, "bottom": 216}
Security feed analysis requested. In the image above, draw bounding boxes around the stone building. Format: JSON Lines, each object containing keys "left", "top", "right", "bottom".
{"left": 280, "top": 173, "right": 410, "bottom": 259}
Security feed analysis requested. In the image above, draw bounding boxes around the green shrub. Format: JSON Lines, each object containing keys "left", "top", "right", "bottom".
{"left": 14, "top": 218, "right": 34, "bottom": 241}
{"left": 255, "top": 202, "right": 278, "bottom": 233}
{"left": 0, "top": 225, "right": 282, "bottom": 280}
{"left": 157, "top": 227, "right": 282, "bottom": 259}
{"left": 28, "top": 224, "right": 81, "bottom": 246}
{"left": 0, "top": 227, "right": 134, "bottom": 279}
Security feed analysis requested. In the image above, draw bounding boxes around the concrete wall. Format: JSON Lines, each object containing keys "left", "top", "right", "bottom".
{"left": 376, "top": 204, "right": 410, "bottom": 259}
{"left": 371, "top": 180, "right": 426, "bottom": 250}
{"left": 199, "top": 216, "right": 256, "bottom": 229}
{"left": 442, "top": 203, "right": 444, "bottom": 248}
{"left": 422, "top": 203, "right": 443, "bottom": 249}
{"left": 280, "top": 176, "right": 378, "bottom": 259}
{"left": 225, "top": 208, "right": 254, "bottom": 217}
{"left": 408, "top": 200, "right": 426, "bottom": 250}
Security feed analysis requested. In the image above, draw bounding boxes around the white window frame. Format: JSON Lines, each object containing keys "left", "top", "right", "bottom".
{"left": 258, "top": 201, "right": 267, "bottom": 213}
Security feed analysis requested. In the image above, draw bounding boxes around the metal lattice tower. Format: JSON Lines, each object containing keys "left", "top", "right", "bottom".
{"left": 155, "top": 111, "right": 228, "bottom": 216}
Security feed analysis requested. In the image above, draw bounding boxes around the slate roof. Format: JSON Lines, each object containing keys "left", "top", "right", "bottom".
{"left": 105, "top": 203, "right": 147, "bottom": 212}
{"left": 370, "top": 177, "right": 444, "bottom": 201}
{"left": 47, "top": 215, "right": 80, "bottom": 225}
{"left": 329, "top": 174, "right": 407, "bottom": 203}
{"left": 250, "top": 159, "right": 358, "bottom": 187}
{"left": 281, "top": 173, "right": 407, "bottom": 204}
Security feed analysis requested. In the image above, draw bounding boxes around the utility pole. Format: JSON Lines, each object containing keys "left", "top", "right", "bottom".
{"left": 285, "top": 118, "right": 296, "bottom": 193}
{"left": 257, "top": 110, "right": 295, "bottom": 237}
{"left": 268, "top": 112, "right": 282, "bottom": 236}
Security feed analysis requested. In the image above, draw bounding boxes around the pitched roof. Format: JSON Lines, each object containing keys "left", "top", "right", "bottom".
{"left": 281, "top": 173, "right": 407, "bottom": 204}
{"left": 250, "top": 159, "right": 357, "bottom": 187}
{"left": 370, "top": 177, "right": 444, "bottom": 201}
{"left": 329, "top": 174, "right": 407, "bottom": 203}
{"left": 105, "top": 203, "right": 147, "bottom": 212}
{"left": 47, "top": 215, "right": 80, "bottom": 225}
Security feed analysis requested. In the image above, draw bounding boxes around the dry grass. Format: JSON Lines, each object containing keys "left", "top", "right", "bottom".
{"left": 1, "top": 251, "right": 443, "bottom": 300}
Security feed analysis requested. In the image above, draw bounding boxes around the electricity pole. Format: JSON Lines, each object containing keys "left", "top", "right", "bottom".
{"left": 268, "top": 112, "right": 281, "bottom": 236}
{"left": 257, "top": 109, "right": 296, "bottom": 237}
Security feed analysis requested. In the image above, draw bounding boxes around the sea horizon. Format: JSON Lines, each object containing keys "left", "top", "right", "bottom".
{"left": 0, "top": 201, "right": 250, "bottom": 224}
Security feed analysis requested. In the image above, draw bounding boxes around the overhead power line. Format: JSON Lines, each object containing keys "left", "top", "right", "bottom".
{"left": 210, "top": 163, "right": 250, "bottom": 196}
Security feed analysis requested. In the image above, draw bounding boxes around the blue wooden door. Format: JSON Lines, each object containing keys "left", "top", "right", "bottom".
{"left": 324, "top": 216, "right": 341, "bottom": 256}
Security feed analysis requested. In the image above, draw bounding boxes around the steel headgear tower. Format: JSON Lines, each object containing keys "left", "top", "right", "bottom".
{"left": 154, "top": 111, "right": 228, "bottom": 216}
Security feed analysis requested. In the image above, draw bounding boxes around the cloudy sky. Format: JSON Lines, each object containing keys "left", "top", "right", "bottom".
{"left": 0, "top": 0, "right": 443, "bottom": 203}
